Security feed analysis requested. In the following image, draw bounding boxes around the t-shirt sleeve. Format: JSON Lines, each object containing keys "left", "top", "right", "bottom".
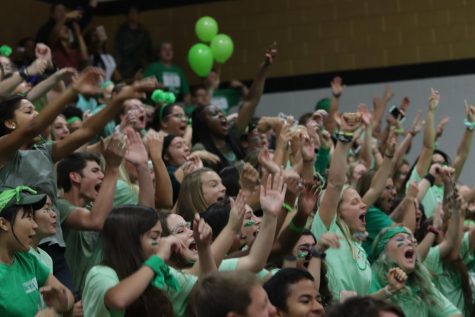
{"left": 219, "top": 258, "right": 239, "bottom": 271}
{"left": 311, "top": 211, "right": 337, "bottom": 240}
{"left": 113, "top": 179, "right": 138, "bottom": 207}
{"left": 83, "top": 266, "right": 121, "bottom": 317}
{"left": 429, "top": 286, "right": 462, "bottom": 317}
{"left": 32, "top": 254, "right": 51, "bottom": 287}
{"left": 56, "top": 198, "right": 76, "bottom": 224}
{"left": 406, "top": 168, "right": 422, "bottom": 189}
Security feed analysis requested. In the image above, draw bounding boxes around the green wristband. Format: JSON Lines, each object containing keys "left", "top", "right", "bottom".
{"left": 282, "top": 202, "right": 293, "bottom": 212}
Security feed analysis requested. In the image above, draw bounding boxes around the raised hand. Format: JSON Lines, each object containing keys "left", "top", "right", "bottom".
{"left": 387, "top": 267, "right": 407, "bottom": 292}
{"left": 406, "top": 181, "right": 419, "bottom": 200}
{"left": 464, "top": 99, "right": 475, "bottom": 123}
{"left": 338, "top": 112, "right": 363, "bottom": 132}
{"left": 116, "top": 77, "right": 159, "bottom": 101}
{"left": 26, "top": 58, "right": 48, "bottom": 76}
{"left": 318, "top": 129, "right": 332, "bottom": 150}
{"left": 54, "top": 67, "right": 76, "bottom": 82}
{"left": 35, "top": 43, "right": 53, "bottom": 68}
{"left": 228, "top": 191, "right": 247, "bottom": 233}
{"left": 103, "top": 133, "right": 127, "bottom": 169}
{"left": 383, "top": 85, "right": 394, "bottom": 103}
{"left": 156, "top": 236, "right": 183, "bottom": 261}
{"left": 258, "top": 148, "right": 280, "bottom": 174}
{"left": 409, "top": 110, "right": 425, "bottom": 136}
{"left": 264, "top": 42, "right": 278, "bottom": 66}
{"left": 384, "top": 128, "right": 397, "bottom": 157}
{"left": 300, "top": 134, "right": 316, "bottom": 162}
{"left": 357, "top": 103, "right": 372, "bottom": 126}
{"left": 239, "top": 163, "right": 260, "bottom": 192}
{"left": 189, "top": 150, "right": 221, "bottom": 164}
{"left": 428, "top": 88, "right": 440, "bottom": 111}
{"left": 72, "top": 67, "right": 104, "bottom": 95}
{"left": 193, "top": 214, "right": 213, "bottom": 249}
{"left": 124, "top": 128, "right": 148, "bottom": 167}
{"left": 260, "top": 172, "right": 287, "bottom": 217}
{"left": 331, "top": 76, "right": 344, "bottom": 98}
{"left": 146, "top": 129, "right": 165, "bottom": 159}
{"left": 435, "top": 116, "right": 450, "bottom": 139}
{"left": 298, "top": 182, "right": 321, "bottom": 217}
{"left": 315, "top": 233, "right": 341, "bottom": 252}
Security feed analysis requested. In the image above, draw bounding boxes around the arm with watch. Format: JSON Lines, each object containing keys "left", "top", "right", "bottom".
{"left": 307, "top": 233, "right": 340, "bottom": 291}
{"left": 0, "top": 58, "right": 48, "bottom": 94}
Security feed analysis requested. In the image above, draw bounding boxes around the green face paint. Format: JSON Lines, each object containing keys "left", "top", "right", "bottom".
{"left": 151, "top": 241, "right": 158, "bottom": 246}
{"left": 297, "top": 251, "right": 309, "bottom": 259}
{"left": 244, "top": 220, "right": 256, "bottom": 227}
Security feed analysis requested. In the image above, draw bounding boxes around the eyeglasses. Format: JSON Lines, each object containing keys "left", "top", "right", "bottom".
{"left": 168, "top": 113, "right": 188, "bottom": 120}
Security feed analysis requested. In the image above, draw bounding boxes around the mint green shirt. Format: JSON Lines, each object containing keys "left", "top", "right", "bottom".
{"left": 407, "top": 168, "right": 444, "bottom": 218}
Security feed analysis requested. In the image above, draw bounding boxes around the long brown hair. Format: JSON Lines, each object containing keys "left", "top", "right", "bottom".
{"left": 101, "top": 205, "right": 174, "bottom": 317}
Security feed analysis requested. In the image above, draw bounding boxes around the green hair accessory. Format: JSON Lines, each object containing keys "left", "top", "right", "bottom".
{"left": 315, "top": 98, "right": 331, "bottom": 112}
{"left": 101, "top": 80, "right": 113, "bottom": 90}
{"left": 0, "top": 186, "right": 38, "bottom": 214}
{"left": 66, "top": 116, "right": 81, "bottom": 125}
{"left": 0, "top": 45, "right": 12, "bottom": 57}
{"left": 145, "top": 255, "right": 180, "bottom": 291}
{"left": 369, "top": 226, "right": 411, "bottom": 263}
{"left": 151, "top": 89, "right": 176, "bottom": 105}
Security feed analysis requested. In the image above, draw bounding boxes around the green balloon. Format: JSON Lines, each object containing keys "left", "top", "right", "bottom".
{"left": 188, "top": 43, "right": 214, "bottom": 77}
{"left": 210, "top": 34, "right": 234, "bottom": 64}
{"left": 195, "top": 16, "right": 218, "bottom": 42}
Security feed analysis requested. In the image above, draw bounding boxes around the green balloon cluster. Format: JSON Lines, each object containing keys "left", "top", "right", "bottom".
{"left": 151, "top": 89, "right": 176, "bottom": 104}
{"left": 188, "top": 16, "right": 235, "bottom": 77}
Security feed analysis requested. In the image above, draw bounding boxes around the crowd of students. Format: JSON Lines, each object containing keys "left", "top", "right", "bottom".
{"left": 1, "top": 2, "right": 475, "bottom": 317}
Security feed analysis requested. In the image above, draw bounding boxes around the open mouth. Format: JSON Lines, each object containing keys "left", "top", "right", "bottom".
{"left": 404, "top": 249, "right": 415, "bottom": 259}
{"left": 188, "top": 242, "right": 197, "bottom": 252}
{"left": 94, "top": 183, "right": 102, "bottom": 192}
{"left": 359, "top": 213, "right": 366, "bottom": 224}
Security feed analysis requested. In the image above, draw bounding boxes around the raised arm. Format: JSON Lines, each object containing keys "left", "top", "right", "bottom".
{"left": 319, "top": 112, "right": 362, "bottom": 228}
{"left": 325, "top": 76, "right": 344, "bottom": 134}
{"left": 389, "top": 181, "right": 418, "bottom": 232}
{"left": 235, "top": 45, "right": 277, "bottom": 134}
{"left": 52, "top": 77, "right": 158, "bottom": 162}
{"left": 147, "top": 130, "right": 173, "bottom": 209}
{"left": 0, "top": 58, "right": 48, "bottom": 94}
{"left": 27, "top": 68, "right": 75, "bottom": 103}
{"left": 63, "top": 134, "right": 125, "bottom": 231}
{"left": 452, "top": 101, "right": 475, "bottom": 180}
{"left": 187, "top": 214, "right": 216, "bottom": 276}
{"left": 307, "top": 233, "right": 340, "bottom": 292}
{"left": 415, "top": 89, "right": 440, "bottom": 178}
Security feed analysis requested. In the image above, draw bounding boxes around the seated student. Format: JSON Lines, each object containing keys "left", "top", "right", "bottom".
{"left": 324, "top": 297, "right": 405, "bottom": 317}
{"left": 191, "top": 270, "right": 277, "bottom": 317}
{"left": 0, "top": 186, "right": 74, "bottom": 316}
{"left": 263, "top": 268, "right": 325, "bottom": 317}
{"left": 83, "top": 205, "right": 214, "bottom": 317}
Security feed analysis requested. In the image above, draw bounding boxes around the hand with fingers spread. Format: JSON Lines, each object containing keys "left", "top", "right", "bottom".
{"left": 193, "top": 214, "right": 213, "bottom": 249}
{"left": 124, "top": 128, "right": 148, "bottom": 167}
{"left": 409, "top": 110, "right": 425, "bottom": 136}
{"left": 387, "top": 267, "right": 407, "bottom": 293}
{"left": 298, "top": 182, "right": 321, "bottom": 217}
{"left": 146, "top": 129, "right": 165, "bottom": 160}
{"left": 103, "top": 133, "right": 127, "bottom": 169}
{"left": 72, "top": 67, "right": 104, "bottom": 96}
{"left": 435, "top": 116, "right": 450, "bottom": 140}
{"left": 428, "top": 88, "right": 440, "bottom": 111}
{"left": 260, "top": 172, "right": 287, "bottom": 217}
{"left": 338, "top": 112, "right": 363, "bottom": 133}
{"left": 228, "top": 191, "right": 247, "bottom": 233}
{"left": 315, "top": 233, "right": 341, "bottom": 252}
{"left": 258, "top": 148, "right": 280, "bottom": 174}
{"left": 357, "top": 103, "right": 372, "bottom": 126}
{"left": 383, "top": 85, "right": 394, "bottom": 103}
{"left": 331, "top": 76, "right": 344, "bottom": 98}
{"left": 116, "top": 77, "right": 159, "bottom": 101}
{"left": 189, "top": 150, "right": 221, "bottom": 164}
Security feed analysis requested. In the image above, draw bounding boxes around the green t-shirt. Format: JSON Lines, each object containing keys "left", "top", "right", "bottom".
{"left": 407, "top": 168, "right": 444, "bottom": 218}
{"left": 363, "top": 206, "right": 394, "bottom": 255}
{"left": 0, "top": 252, "right": 50, "bottom": 317}
{"left": 369, "top": 271, "right": 461, "bottom": 317}
{"left": 0, "top": 143, "right": 65, "bottom": 247}
{"left": 211, "top": 88, "right": 242, "bottom": 114}
{"left": 83, "top": 264, "right": 197, "bottom": 317}
{"left": 58, "top": 198, "right": 102, "bottom": 293}
{"left": 144, "top": 62, "right": 189, "bottom": 98}
{"left": 311, "top": 212, "right": 372, "bottom": 301}
{"left": 113, "top": 179, "right": 139, "bottom": 207}
{"left": 219, "top": 258, "right": 271, "bottom": 279}
{"left": 424, "top": 232, "right": 473, "bottom": 316}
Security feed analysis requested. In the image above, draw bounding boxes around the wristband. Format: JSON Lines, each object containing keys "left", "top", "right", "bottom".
{"left": 335, "top": 131, "right": 353, "bottom": 144}
{"left": 144, "top": 255, "right": 180, "bottom": 291}
{"left": 282, "top": 202, "right": 293, "bottom": 212}
{"left": 19, "top": 67, "right": 29, "bottom": 81}
{"left": 288, "top": 218, "right": 306, "bottom": 233}
{"left": 310, "top": 247, "right": 326, "bottom": 259}
{"left": 424, "top": 173, "right": 435, "bottom": 187}
{"left": 464, "top": 118, "right": 475, "bottom": 131}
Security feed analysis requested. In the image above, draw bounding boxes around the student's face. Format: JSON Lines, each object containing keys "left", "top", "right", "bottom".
{"left": 68, "top": 119, "right": 82, "bottom": 134}
{"left": 123, "top": 99, "right": 146, "bottom": 131}
{"left": 165, "top": 137, "right": 190, "bottom": 166}
{"left": 352, "top": 164, "right": 367, "bottom": 183}
{"left": 140, "top": 220, "right": 163, "bottom": 259}
{"left": 166, "top": 214, "right": 197, "bottom": 262}
{"left": 281, "top": 279, "right": 325, "bottom": 317}
{"left": 34, "top": 196, "right": 56, "bottom": 239}
{"left": 291, "top": 234, "right": 316, "bottom": 265}
{"left": 52, "top": 115, "right": 70, "bottom": 141}
{"left": 398, "top": 163, "right": 410, "bottom": 183}
{"left": 0, "top": 56, "right": 15, "bottom": 76}
{"left": 201, "top": 171, "right": 226, "bottom": 207}
{"left": 12, "top": 99, "right": 38, "bottom": 130}
{"left": 161, "top": 106, "right": 187, "bottom": 137}
{"left": 431, "top": 153, "right": 447, "bottom": 185}
{"left": 339, "top": 188, "right": 367, "bottom": 234}
{"left": 203, "top": 105, "right": 229, "bottom": 137}
{"left": 159, "top": 43, "right": 174, "bottom": 63}
{"left": 51, "top": 4, "right": 66, "bottom": 21}
{"left": 245, "top": 285, "right": 277, "bottom": 317}
{"left": 3, "top": 207, "right": 38, "bottom": 252}
{"left": 378, "top": 178, "right": 396, "bottom": 213}
{"left": 193, "top": 88, "right": 210, "bottom": 106}
{"left": 386, "top": 232, "right": 417, "bottom": 273}
{"left": 241, "top": 205, "right": 261, "bottom": 247}
{"left": 78, "top": 161, "right": 104, "bottom": 202}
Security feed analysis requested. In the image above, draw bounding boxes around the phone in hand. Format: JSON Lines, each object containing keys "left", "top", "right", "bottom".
{"left": 389, "top": 105, "right": 406, "bottom": 123}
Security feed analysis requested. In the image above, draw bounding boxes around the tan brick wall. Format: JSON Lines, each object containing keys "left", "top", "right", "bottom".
{"left": 3, "top": 0, "right": 475, "bottom": 83}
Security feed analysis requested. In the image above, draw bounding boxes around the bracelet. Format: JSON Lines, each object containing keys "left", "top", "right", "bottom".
{"left": 424, "top": 173, "right": 435, "bottom": 187}
{"left": 282, "top": 202, "right": 293, "bottom": 212}
{"left": 310, "top": 247, "right": 326, "bottom": 259}
{"left": 335, "top": 131, "right": 353, "bottom": 144}
{"left": 383, "top": 285, "right": 394, "bottom": 298}
{"left": 464, "top": 118, "right": 475, "bottom": 131}
{"left": 288, "top": 218, "right": 306, "bottom": 233}
{"left": 19, "top": 67, "right": 29, "bottom": 81}
{"left": 427, "top": 225, "right": 440, "bottom": 236}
